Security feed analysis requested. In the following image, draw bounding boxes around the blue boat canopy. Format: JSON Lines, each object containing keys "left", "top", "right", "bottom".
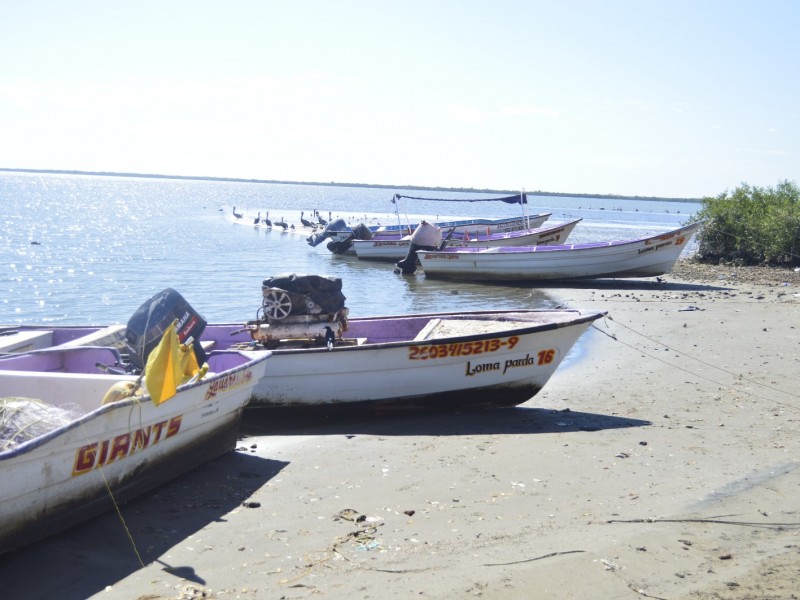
{"left": 392, "top": 192, "right": 527, "bottom": 205}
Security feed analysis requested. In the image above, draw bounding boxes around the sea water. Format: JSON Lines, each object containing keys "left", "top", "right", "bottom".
{"left": 0, "top": 172, "right": 701, "bottom": 326}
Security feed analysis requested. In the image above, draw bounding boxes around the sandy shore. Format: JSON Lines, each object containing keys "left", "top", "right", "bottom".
{"left": 2, "top": 260, "right": 799, "bottom": 599}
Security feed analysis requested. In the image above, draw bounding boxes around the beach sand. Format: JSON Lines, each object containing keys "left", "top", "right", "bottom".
{"left": 1, "top": 261, "right": 799, "bottom": 599}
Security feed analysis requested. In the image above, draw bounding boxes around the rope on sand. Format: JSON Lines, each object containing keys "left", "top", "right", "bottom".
{"left": 592, "top": 317, "right": 800, "bottom": 411}
{"left": 482, "top": 549, "right": 586, "bottom": 566}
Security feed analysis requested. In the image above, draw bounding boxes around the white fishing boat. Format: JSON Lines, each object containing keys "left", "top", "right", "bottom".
{"left": 352, "top": 219, "right": 582, "bottom": 262}
{"left": 239, "top": 307, "right": 604, "bottom": 410}
{"left": 2, "top": 276, "right": 605, "bottom": 413}
{"left": 307, "top": 191, "right": 551, "bottom": 254}
{"left": 0, "top": 336, "right": 271, "bottom": 554}
{"left": 416, "top": 222, "right": 703, "bottom": 282}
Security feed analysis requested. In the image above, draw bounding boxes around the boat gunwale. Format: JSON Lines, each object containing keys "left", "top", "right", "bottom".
{"left": 227, "top": 309, "right": 607, "bottom": 356}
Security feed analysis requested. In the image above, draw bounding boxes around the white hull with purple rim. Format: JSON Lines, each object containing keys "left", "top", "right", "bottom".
{"left": 416, "top": 222, "right": 703, "bottom": 282}
{"left": 0, "top": 346, "right": 271, "bottom": 554}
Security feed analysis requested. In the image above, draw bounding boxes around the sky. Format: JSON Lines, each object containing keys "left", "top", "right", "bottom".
{"left": 1, "top": 0, "right": 798, "bottom": 199}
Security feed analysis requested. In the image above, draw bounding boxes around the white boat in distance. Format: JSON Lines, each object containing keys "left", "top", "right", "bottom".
{"left": 352, "top": 219, "right": 582, "bottom": 262}
{"left": 416, "top": 221, "right": 703, "bottom": 282}
{"left": 307, "top": 191, "right": 551, "bottom": 254}
{"left": 311, "top": 213, "right": 553, "bottom": 255}
{"left": 0, "top": 342, "right": 271, "bottom": 554}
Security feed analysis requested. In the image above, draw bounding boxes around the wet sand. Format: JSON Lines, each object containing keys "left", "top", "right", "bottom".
{"left": 1, "top": 261, "right": 799, "bottom": 599}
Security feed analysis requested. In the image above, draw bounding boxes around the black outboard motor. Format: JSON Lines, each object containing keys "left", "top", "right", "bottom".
{"left": 306, "top": 218, "right": 349, "bottom": 247}
{"left": 395, "top": 244, "right": 433, "bottom": 275}
{"left": 125, "top": 288, "right": 207, "bottom": 370}
{"left": 325, "top": 222, "right": 373, "bottom": 254}
{"left": 394, "top": 221, "right": 443, "bottom": 275}
{"left": 352, "top": 223, "right": 374, "bottom": 241}
{"left": 326, "top": 234, "right": 354, "bottom": 254}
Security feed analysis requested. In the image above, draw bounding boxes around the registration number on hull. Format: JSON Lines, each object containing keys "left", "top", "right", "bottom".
{"left": 409, "top": 336, "right": 520, "bottom": 360}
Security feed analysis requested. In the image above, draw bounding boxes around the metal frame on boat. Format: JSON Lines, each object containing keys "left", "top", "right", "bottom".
{"left": 306, "top": 191, "right": 552, "bottom": 255}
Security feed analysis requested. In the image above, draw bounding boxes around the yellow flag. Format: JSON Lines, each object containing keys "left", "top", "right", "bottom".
{"left": 145, "top": 320, "right": 201, "bottom": 405}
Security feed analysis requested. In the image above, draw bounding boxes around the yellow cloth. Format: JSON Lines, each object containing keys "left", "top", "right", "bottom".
{"left": 101, "top": 381, "right": 137, "bottom": 405}
{"left": 145, "top": 320, "right": 201, "bottom": 405}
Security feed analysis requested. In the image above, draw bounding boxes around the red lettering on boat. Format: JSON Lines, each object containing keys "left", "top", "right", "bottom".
{"left": 71, "top": 415, "right": 183, "bottom": 476}
{"left": 107, "top": 434, "right": 131, "bottom": 464}
{"left": 204, "top": 369, "right": 252, "bottom": 400}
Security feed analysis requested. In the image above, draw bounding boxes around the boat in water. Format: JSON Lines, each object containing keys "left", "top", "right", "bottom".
{"left": 352, "top": 219, "right": 582, "bottom": 262}
{"left": 306, "top": 192, "right": 551, "bottom": 255}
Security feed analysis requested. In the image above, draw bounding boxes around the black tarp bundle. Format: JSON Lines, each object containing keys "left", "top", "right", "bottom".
{"left": 262, "top": 273, "right": 346, "bottom": 316}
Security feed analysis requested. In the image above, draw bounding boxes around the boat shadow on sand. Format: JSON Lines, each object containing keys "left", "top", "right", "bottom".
{"left": 242, "top": 405, "right": 652, "bottom": 437}
{"left": 0, "top": 452, "right": 288, "bottom": 600}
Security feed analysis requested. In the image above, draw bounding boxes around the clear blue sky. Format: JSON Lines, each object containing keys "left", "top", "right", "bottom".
{"left": 1, "top": 0, "right": 797, "bottom": 198}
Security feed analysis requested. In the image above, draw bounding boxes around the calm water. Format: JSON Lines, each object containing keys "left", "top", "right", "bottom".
{"left": 0, "top": 172, "right": 701, "bottom": 326}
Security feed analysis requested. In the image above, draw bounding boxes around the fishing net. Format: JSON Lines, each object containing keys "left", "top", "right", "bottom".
{"left": 0, "top": 397, "right": 81, "bottom": 451}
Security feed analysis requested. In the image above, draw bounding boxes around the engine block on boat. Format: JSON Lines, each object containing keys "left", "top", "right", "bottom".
{"left": 247, "top": 315, "right": 347, "bottom": 344}
{"left": 251, "top": 273, "right": 349, "bottom": 344}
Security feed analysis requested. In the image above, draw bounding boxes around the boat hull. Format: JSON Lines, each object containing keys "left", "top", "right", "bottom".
{"left": 238, "top": 310, "right": 603, "bottom": 408}
{"left": 0, "top": 352, "right": 270, "bottom": 554}
{"left": 417, "top": 222, "right": 703, "bottom": 282}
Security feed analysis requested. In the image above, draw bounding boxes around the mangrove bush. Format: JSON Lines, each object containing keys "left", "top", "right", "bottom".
{"left": 692, "top": 180, "right": 800, "bottom": 266}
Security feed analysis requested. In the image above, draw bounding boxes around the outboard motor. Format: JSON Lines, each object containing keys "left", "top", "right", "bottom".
{"left": 352, "top": 223, "right": 374, "bottom": 241}
{"left": 125, "top": 288, "right": 207, "bottom": 370}
{"left": 326, "top": 234, "right": 354, "bottom": 254}
{"left": 395, "top": 221, "right": 442, "bottom": 275}
{"left": 306, "top": 218, "right": 349, "bottom": 247}
{"left": 325, "top": 221, "right": 373, "bottom": 254}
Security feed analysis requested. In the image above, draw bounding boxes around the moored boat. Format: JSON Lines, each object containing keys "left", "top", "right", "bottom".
{"left": 416, "top": 221, "right": 704, "bottom": 282}
{"left": 353, "top": 219, "right": 582, "bottom": 262}
{"left": 306, "top": 191, "right": 551, "bottom": 255}
{"left": 2, "top": 275, "right": 606, "bottom": 413}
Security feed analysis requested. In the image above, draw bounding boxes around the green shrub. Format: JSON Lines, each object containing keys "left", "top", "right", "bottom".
{"left": 692, "top": 180, "right": 800, "bottom": 266}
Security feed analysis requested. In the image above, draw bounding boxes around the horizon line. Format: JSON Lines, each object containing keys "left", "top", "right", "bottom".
{"left": 0, "top": 167, "right": 703, "bottom": 203}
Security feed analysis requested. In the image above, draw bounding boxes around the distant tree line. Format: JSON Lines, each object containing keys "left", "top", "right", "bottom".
{"left": 0, "top": 168, "right": 700, "bottom": 203}
{"left": 692, "top": 180, "right": 800, "bottom": 267}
